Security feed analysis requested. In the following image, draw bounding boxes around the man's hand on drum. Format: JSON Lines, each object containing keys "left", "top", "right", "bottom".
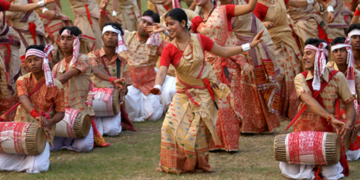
{"left": 330, "top": 117, "right": 350, "bottom": 141}
{"left": 35, "top": 116, "right": 51, "bottom": 128}
{"left": 113, "top": 78, "right": 126, "bottom": 90}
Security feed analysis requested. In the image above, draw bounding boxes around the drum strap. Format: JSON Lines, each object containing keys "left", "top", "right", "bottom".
{"left": 0, "top": 80, "right": 46, "bottom": 121}
{"left": 99, "top": 54, "right": 120, "bottom": 78}
{"left": 116, "top": 58, "right": 121, "bottom": 78}
{"left": 285, "top": 70, "right": 339, "bottom": 131}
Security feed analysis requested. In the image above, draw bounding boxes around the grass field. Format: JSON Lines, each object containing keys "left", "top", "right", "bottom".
{"left": 2, "top": 0, "right": 360, "bottom": 179}
{"left": 2, "top": 120, "right": 360, "bottom": 179}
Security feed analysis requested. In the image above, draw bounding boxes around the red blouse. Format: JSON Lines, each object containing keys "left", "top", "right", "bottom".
{"left": 191, "top": 4, "right": 236, "bottom": 32}
{"left": 0, "top": 0, "right": 11, "bottom": 11}
{"left": 160, "top": 34, "right": 215, "bottom": 68}
{"left": 253, "top": 0, "right": 289, "bottom": 21}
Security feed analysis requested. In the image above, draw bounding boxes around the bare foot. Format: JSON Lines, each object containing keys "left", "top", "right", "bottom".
{"left": 156, "top": 167, "right": 164, "bottom": 173}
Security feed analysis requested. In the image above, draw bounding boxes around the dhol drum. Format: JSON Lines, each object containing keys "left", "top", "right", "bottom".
{"left": 55, "top": 108, "right": 91, "bottom": 138}
{"left": 92, "top": 88, "right": 120, "bottom": 117}
{"left": 274, "top": 131, "right": 340, "bottom": 165}
{"left": 0, "top": 122, "right": 46, "bottom": 155}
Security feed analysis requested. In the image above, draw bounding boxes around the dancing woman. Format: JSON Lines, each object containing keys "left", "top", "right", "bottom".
{"left": 150, "top": 8, "right": 263, "bottom": 174}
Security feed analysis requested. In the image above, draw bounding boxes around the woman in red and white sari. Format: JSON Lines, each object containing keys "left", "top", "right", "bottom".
{"left": 191, "top": 0, "right": 280, "bottom": 151}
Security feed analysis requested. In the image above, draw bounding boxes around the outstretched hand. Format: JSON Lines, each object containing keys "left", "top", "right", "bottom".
{"left": 250, "top": 30, "right": 264, "bottom": 48}
{"left": 149, "top": 88, "right": 161, "bottom": 95}
{"left": 145, "top": 23, "right": 166, "bottom": 34}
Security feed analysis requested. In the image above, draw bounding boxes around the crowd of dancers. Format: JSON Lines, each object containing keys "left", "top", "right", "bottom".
{"left": 1, "top": 0, "right": 360, "bottom": 179}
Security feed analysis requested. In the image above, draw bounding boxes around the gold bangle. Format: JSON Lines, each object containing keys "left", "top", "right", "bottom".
{"left": 327, "top": 114, "right": 333, "bottom": 122}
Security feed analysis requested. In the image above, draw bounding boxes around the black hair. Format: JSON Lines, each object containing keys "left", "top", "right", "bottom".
{"left": 26, "top": 45, "right": 44, "bottom": 53}
{"left": 143, "top": 10, "right": 160, "bottom": 23}
{"left": 304, "top": 38, "right": 329, "bottom": 61}
{"left": 165, "top": 8, "right": 190, "bottom": 31}
{"left": 59, "top": 26, "right": 82, "bottom": 38}
{"left": 304, "top": 38, "right": 328, "bottom": 48}
{"left": 103, "top": 22, "right": 124, "bottom": 35}
{"left": 347, "top": 23, "right": 360, "bottom": 35}
{"left": 331, "top": 37, "right": 346, "bottom": 46}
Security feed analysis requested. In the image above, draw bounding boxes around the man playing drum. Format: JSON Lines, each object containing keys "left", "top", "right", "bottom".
{"left": 0, "top": 44, "right": 65, "bottom": 173}
{"left": 99, "top": 0, "right": 170, "bottom": 122}
{"left": 280, "top": 38, "right": 356, "bottom": 179}
{"left": 327, "top": 36, "right": 360, "bottom": 161}
{"left": 52, "top": 26, "right": 109, "bottom": 153}
{"left": 88, "top": 22, "right": 134, "bottom": 136}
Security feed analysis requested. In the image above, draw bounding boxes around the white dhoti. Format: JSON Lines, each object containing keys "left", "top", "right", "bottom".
{"left": 51, "top": 126, "right": 94, "bottom": 153}
{"left": 154, "top": 68, "right": 176, "bottom": 111}
{"left": 346, "top": 132, "right": 360, "bottom": 161}
{"left": 0, "top": 143, "right": 50, "bottom": 173}
{"left": 279, "top": 162, "right": 344, "bottom": 179}
{"left": 125, "top": 85, "right": 163, "bottom": 122}
{"left": 94, "top": 112, "right": 122, "bottom": 136}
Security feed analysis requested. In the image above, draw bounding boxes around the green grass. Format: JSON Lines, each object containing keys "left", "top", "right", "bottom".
{"left": 60, "top": 0, "right": 189, "bottom": 22}
{"left": 2, "top": 120, "right": 360, "bottom": 179}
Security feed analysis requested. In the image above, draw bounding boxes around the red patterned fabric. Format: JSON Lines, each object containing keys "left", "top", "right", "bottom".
{"left": 160, "top": 35, "right": 214, "bottom": 68}
{"left": 0, "top": 122, "right": 32, "bottom": 154}
{"left": 129, "top": 65, "right": 156, "bottom": 95}
{"left": 93, "top": 88, "right": 113, "bottom": 102}
{"left": 16, "top": 73, "right": 65, "bottom": 113}
{"left": 287, "top": 131, "right": 326, "bottom": 165}
{"left": 63, "top": 108, "right": 79, "bottom": 138}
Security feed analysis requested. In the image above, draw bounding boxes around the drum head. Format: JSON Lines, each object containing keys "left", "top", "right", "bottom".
{"left": 81, "top": 114, "right": 91, "bottom": 138}
{"left": 73, "top": 112, "right": 91, "bottom": 138}
{"left": 112, "top": 89, "right": 121, "bottom": 115}
{"left": 326, "top": 132, "right": 341, "bottom": 165}
{"left": 26, "top": 123, "right": 47, "bottom": 155}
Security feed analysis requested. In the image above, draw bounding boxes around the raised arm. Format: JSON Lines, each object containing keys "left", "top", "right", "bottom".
{"left": 233, "top": 0, "right": 258, "bottom": 16}
{"left": 136, "top": 0, "right": 141, "bottom": 12}
{"left": 351, "top": 5, "right": 360, "bottom": 25}
{"left": 9, "top": 0, "right": 54, "bottom": 12}
{"left": 210, "top": 30, "right": 263, "bottom": 57}
{"left": 99, "top": 0, "right": 111, "bottom": 31}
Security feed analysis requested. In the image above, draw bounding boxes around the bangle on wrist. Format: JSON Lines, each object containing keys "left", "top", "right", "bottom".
{"left": 307, "top": 0, "right": 314, "bottom": 5}
{"left": 241, "top": 43, "right": 251, "bottom": 52}
{"left": 30, "top": 109, "right": 40, "bottom": 119}
{"left": 100, "top": 9, "right": 108, "bottom": 16}
{"left": 154, "top": 84, "right": 162, "bottom": 92}
{"left": 112, "top": 11, "right": 117, "bottom": 16}
{"left": 109, "top": 77, "right": 117, "bottom": 83}
{"left": 38, "top": 0, "right": 45, "bottom": 7}
{"left": 326, "top": 114, "right": 333, "bottom": 122}
{"left": 42, "top": 7, "right": 49, "bottom": 14}
{"left": 327, "top": 6, "right": 334, "bottom": 13}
